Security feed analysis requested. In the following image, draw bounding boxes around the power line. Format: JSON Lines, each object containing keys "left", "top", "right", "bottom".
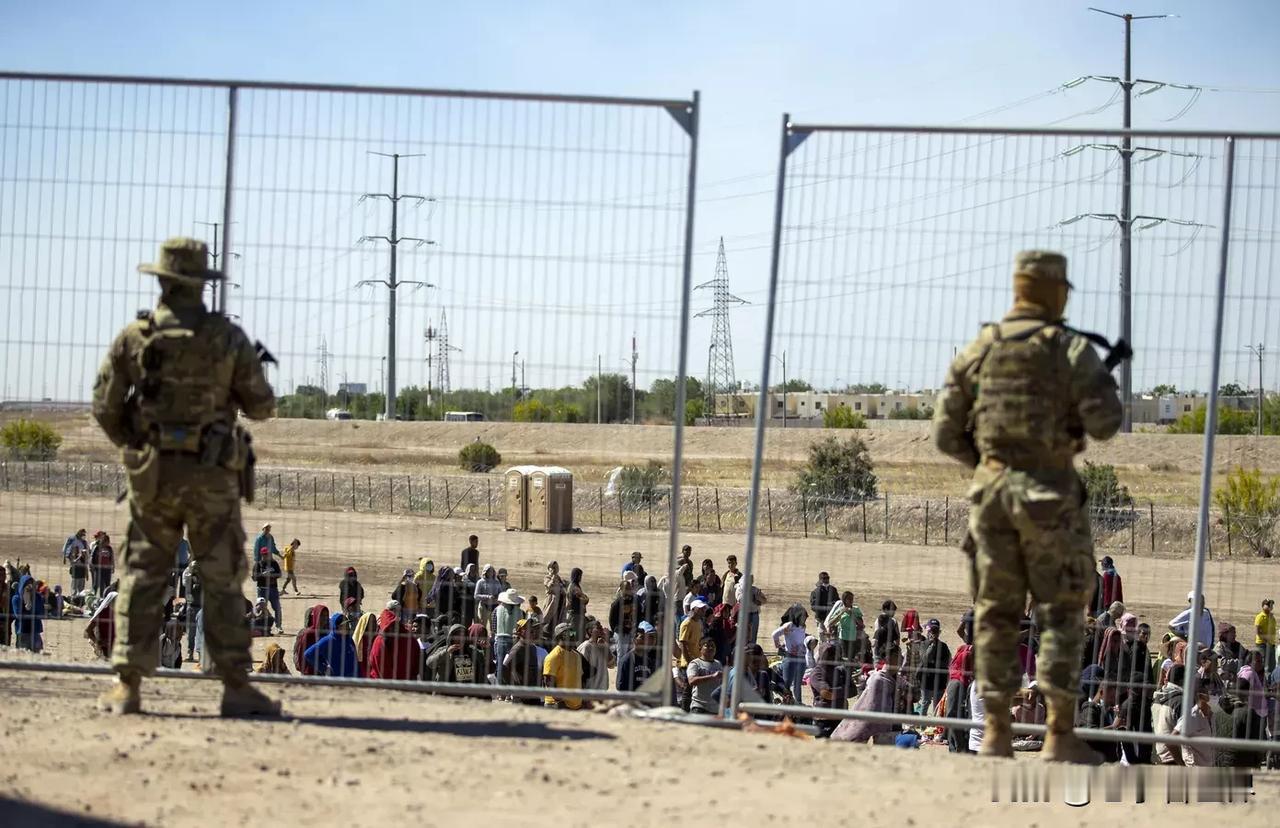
{"left": 696, "top": 238, "right": 746, "bottom": 418}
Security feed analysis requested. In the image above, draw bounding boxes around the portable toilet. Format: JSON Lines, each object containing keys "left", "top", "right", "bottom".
{"left": 528, "top": 466, "right": 573, "bottom": 533}
{"left": 504, "top": 465, "right": 538, "bottom": 531}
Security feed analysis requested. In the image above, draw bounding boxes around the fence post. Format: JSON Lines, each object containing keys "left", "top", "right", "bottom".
{"left": 944, "top": 495, "right": 950, "bottom": 545}
{"left": 884, "top": 493, "right": 889, "bottom": 540}
{"left": 389, "top": 477, "right": 395, "bottom": 514}
{"left": 427, "top": 478, "right": 433, "bottom": 516}
{"left": 296, "top": 471, "right": 301, "bottom": 507}
{"left": 73, "top": 467, "right": 79, "bottom": 497}
{"left": 445, "top": 479, "right": 451, "bottom": 518}
{"left": 924, "top": 501, "right": 930, "bottom": 546}
{"left": 351, "top": 475, "right": 356, "bottom": 511}
{"left": 715, "top": 487, "right": 722, "bottom": 532}
{"left": 45, "top": 462, "right": 50, "bottom": 493}
{"left": 801, "top": 493, "right": 808, "bottom": 538}
{"left": 1128, "top": 505, "right": 1135, "bottom": 555}
{"left": 1225, "top": 504, "right": 1231, "bottom": 557}
{"left": 312, "top": 477, "right": 318, "bottom": 511}
{"left": 1149, "top": 502, "right": 1155, "bottom": 556}
{"left": 695, "top": 487, "right": 701, "bottom": 532}
{"left": 487, "top": 478, "right": 492, "bottom": 517}
{"left": 648, "top": 496, "right": 653, "bottom": 529}
{"left": 861, "top": 499, "right": 867, "bottom": 542}
{"left": 599, "top": 487, "right": 604, "bottom": 527}
{"left": 823, "top": 503, "right": 829, "bottom": 536}
{"left": 767, "top": 488, "right": 774, "bottom": 534}
{"left": 618, "top": 491, "right": 624, "bottom": 527}
{"left": 367, "top": 475, "right": 373, "bottom": 510}
{"left": 279, "top": 473, "right": 284, "bottom": 508}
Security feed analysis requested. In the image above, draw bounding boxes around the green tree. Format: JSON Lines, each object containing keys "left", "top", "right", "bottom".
{"left": 1150, "top": 384, "right": 1178, "bottom": 396}
{"left": 684, "top": 397, "right": 705, "bottom": 426}
{"left": 823, "top": 405, "right": 866, "bottom": 429}
{"left": 1214, "top": 467, "right": 1280, "bottom": 557}
{"left": 1219, "top": 383, "right": 1247, "bottom": 398}
{"left": 646, "top": 377, "right": 704, "bottom": 423}
{"left": 1, "top": 418, "right": 62, "bottom": 460}
{"left": 778, "top": 378, "right": 813, "bottom": 392}
{"left": 794, "top": 435, "right": 878, "bottom": 505}
{"left": 848, "top": 382, "right": 888, "bottom": 394}
{"left": 1167, "top": 406, "right": 1256, "bottom": 435}
{"left": 514, "top": 399, "right": 552, "bottom": 422}
{"left": 582, "top": 373, "right": 634, "bottom": 424}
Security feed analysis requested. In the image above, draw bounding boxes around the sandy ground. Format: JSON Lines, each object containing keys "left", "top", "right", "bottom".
{"left": 0, "top": 672, "right": 1274, "bottom": 827}
{"left": 13, "top": 411, "right": 1280, "bottom": 501}
{"left": 4, "top": 492, "right": 1277, "bottom": 668}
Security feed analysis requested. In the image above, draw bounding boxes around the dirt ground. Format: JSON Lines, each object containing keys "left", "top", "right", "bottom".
{"left": 0, "top": 672, "right": 1274, "bottom": 827}
{"left": 13, "top": 411, "right": 1280, "bottom": 503}
{"left": 4, "top": 492, "right": 1277, "bottom": 668}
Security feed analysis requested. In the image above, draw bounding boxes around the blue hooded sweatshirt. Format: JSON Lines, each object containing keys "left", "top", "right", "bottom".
{"left": 303, "top": 613, "right": 359, "bottom": 678}
{"left": 11, "top": 574, "right": 45, "bottom": 639}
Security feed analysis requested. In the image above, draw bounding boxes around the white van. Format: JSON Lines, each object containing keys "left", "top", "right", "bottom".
{"left": 444, "top": 411, "right": 485, "bottom": 422}
{"left": 326, "top": 408, "right": 353, "bottom": 421}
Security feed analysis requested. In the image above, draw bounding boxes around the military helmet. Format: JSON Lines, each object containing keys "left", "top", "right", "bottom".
{"left": 138, "top": 237, "right": 225, "bottom": 287}
{"left": 1013, "top": 250, "right": 1072, "bottom": 289}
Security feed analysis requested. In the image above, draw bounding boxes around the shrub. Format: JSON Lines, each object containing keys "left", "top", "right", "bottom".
{"left": 513, "top": 399, "right": 551, "bottom": 423}
{"left": 614, "top": 463, "right": 671, "bottom": 509}
{"left": 458, "top": 440, "right": 501, "bottom": 473}
{"left": 1167, "top": 406, "right": 1255, "bottom": 435}
{"left": 823, "top": 405, "right": 866, "bottom": 429}
{"left": 794, "top": 435, "right": 877, "bottom": 505}
{"left": 887, "top": 405, "right": 933, "bottom": 420}
{"left": 1081, "top": 461, "right": 1134, "bottom": 532}
{"left": 551, "top": 403, "right": 585, "bottom": 424}
{"left": 684, "top": 398, "right": 705, "bottom": 426}
{"left": 1, "top": 418, "right": 62, "bottom": 460}
{"left": 1214, "top": 467, "right": 1280, "bottom": 558}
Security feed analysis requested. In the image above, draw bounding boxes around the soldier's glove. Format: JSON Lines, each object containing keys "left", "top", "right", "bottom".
{"left": 1104, "top": 338, "right": 1133, "bottom": 371}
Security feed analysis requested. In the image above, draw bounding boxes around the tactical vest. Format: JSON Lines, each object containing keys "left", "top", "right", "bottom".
{"left": 972, "top": 322, "right": 1074, "bottom": 469}
{"left": 134, "top": 310, "right": 237, "bottom": 452}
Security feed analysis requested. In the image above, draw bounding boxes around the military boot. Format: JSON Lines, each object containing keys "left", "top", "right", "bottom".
{"left": 1041, "top": 693, "right": 1103, "bottom": 765}
{"left": 97, "top": 672, "right": 142, "bottom": 715}
{"left": 978, "top": 693, "right": 1014, "bottom": 758}
{"left": 220, "top": 674, "right": 282, "bottom": 718}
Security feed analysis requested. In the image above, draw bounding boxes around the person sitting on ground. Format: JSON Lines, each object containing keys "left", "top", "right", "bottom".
{"left": 685, "top": 638, "right": 724, "bottom": 715}
{"left": 293, "top": 604, "right": 330, "bottom": 675}
{"left": 304, "top": 613, "right": 358, "bottom": 678}
{"left": 616, "top": 621, "right": 660, "bottom": 692}
{"left": 425, "top": 623, "right": 485, "bottom": 684}
{"left": 1010, "top": 682, "right": 1046, "bottom": 751}
{"left": 257, "top": 642, "right": 291, "bottom": 675}
{"left": 831, "top": 646, "right": 905, "bottom": 744}
{"left": 542, "top": 623, "right": 586, "bottom": 710}
{"left": 247, "top": 597, "right": 274, "bottom": 638}
{"left": 338, "top": 567, "right": 364, "bottom": 613}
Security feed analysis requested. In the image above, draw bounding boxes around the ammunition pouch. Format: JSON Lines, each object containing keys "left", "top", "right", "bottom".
{"left": 226, "top": 426, "right": 256, "bottom": 503}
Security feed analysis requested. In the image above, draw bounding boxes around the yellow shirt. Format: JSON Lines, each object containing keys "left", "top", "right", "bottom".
{"left": 1255, "top": 611, "right": 1277, "bottom": 646}
{"left": 678, "top": 617, "right": 703, "bottom": 668}
{"left": 542, "top": 645, "right": 583, "bottom": 709}
{"left": 282, "top": 543, "right": 297, "bottom": 572}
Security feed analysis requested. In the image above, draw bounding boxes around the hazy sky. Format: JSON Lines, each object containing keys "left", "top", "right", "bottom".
{"left": 2, "top": 1, "right": 1278, "bottom": 402}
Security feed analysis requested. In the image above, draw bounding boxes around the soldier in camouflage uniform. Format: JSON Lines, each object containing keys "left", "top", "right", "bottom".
{"left": 92, "top": 238, "right": 280, "bottom": 717}
{"left": 932, "top": 251, "right": 1122, "bottom": 763}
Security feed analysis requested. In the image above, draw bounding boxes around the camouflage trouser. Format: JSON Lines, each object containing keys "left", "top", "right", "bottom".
{"left": 113, "top": 455, "right": 250, "bottom": 678}
{"left": 968, "top": 464, "right": 1094, "bottom": 705}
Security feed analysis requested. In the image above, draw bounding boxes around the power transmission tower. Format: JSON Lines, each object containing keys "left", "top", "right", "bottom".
{"left": 695, "top": 238, "right": 746, "bottom": 419}
{"left": 424, "top": 309, "right": 461, "bottom": 411}
{"left": 316, "top": 338, "right": 330, "bottom": 395}
{"left": 1062, "top": 8, "right": 1201, "bottom": 432}
{"left": 356, "top": 152, "right": 436, "bottom": 421}
{"left": 1247, "top": 343, "right": 1266, "bottom": 436}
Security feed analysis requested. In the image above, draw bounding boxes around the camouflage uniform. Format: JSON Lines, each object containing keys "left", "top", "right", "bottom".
{"left": 91, "top": 238, "right": 277, "bottom": 715}
{"left": 932, "top": 251, "right": 1121, "bottom": 760}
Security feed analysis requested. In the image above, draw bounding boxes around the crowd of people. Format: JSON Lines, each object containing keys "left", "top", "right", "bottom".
{"left": 4, "top": 526, "right": 1278, "bottom": 765}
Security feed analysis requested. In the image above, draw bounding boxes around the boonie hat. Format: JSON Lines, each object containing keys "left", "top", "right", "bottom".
{"left": 138, "top": 237, "right": 225, "bottom": 287}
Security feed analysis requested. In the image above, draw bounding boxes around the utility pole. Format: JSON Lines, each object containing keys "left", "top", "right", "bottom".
{"left": 356, "top": 152, "right": 436, "bottom": 421}
{"left": 511, "top": 350, "right": 520, "bottom": 418}
{"left": 630, "top": 334, "right": 638, "bottom": 425}
{"left": 521, "top": 359, "right": 526, "bottom": 401}
{"left": 1082, "top": 8, "right": 1177, "bottom": 432}
{"left": 196, "top": 220, "right": 238, "bottom": 312}
{"left": 1248, "top": 343, "right": 1266, "bottom": 436}
{"left": 597, "top": 355, "right": 602, "bottom": 424}
{"left": 774, "top": 350, "right": 787, "bottom": 429}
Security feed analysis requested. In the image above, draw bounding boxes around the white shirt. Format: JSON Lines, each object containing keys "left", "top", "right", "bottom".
{"left": 771, "top": 622, "right": 807, "bottom": 656}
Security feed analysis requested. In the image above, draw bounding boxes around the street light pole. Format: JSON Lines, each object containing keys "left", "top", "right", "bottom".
{"left": 512, "top": 350, "right": 520, "bottom": 418}
{"left": 1248, "top": 343, "right": 1266, "bottom": 436}
{"left": 773, "top": 350, "right": 787, "bottom": 429}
